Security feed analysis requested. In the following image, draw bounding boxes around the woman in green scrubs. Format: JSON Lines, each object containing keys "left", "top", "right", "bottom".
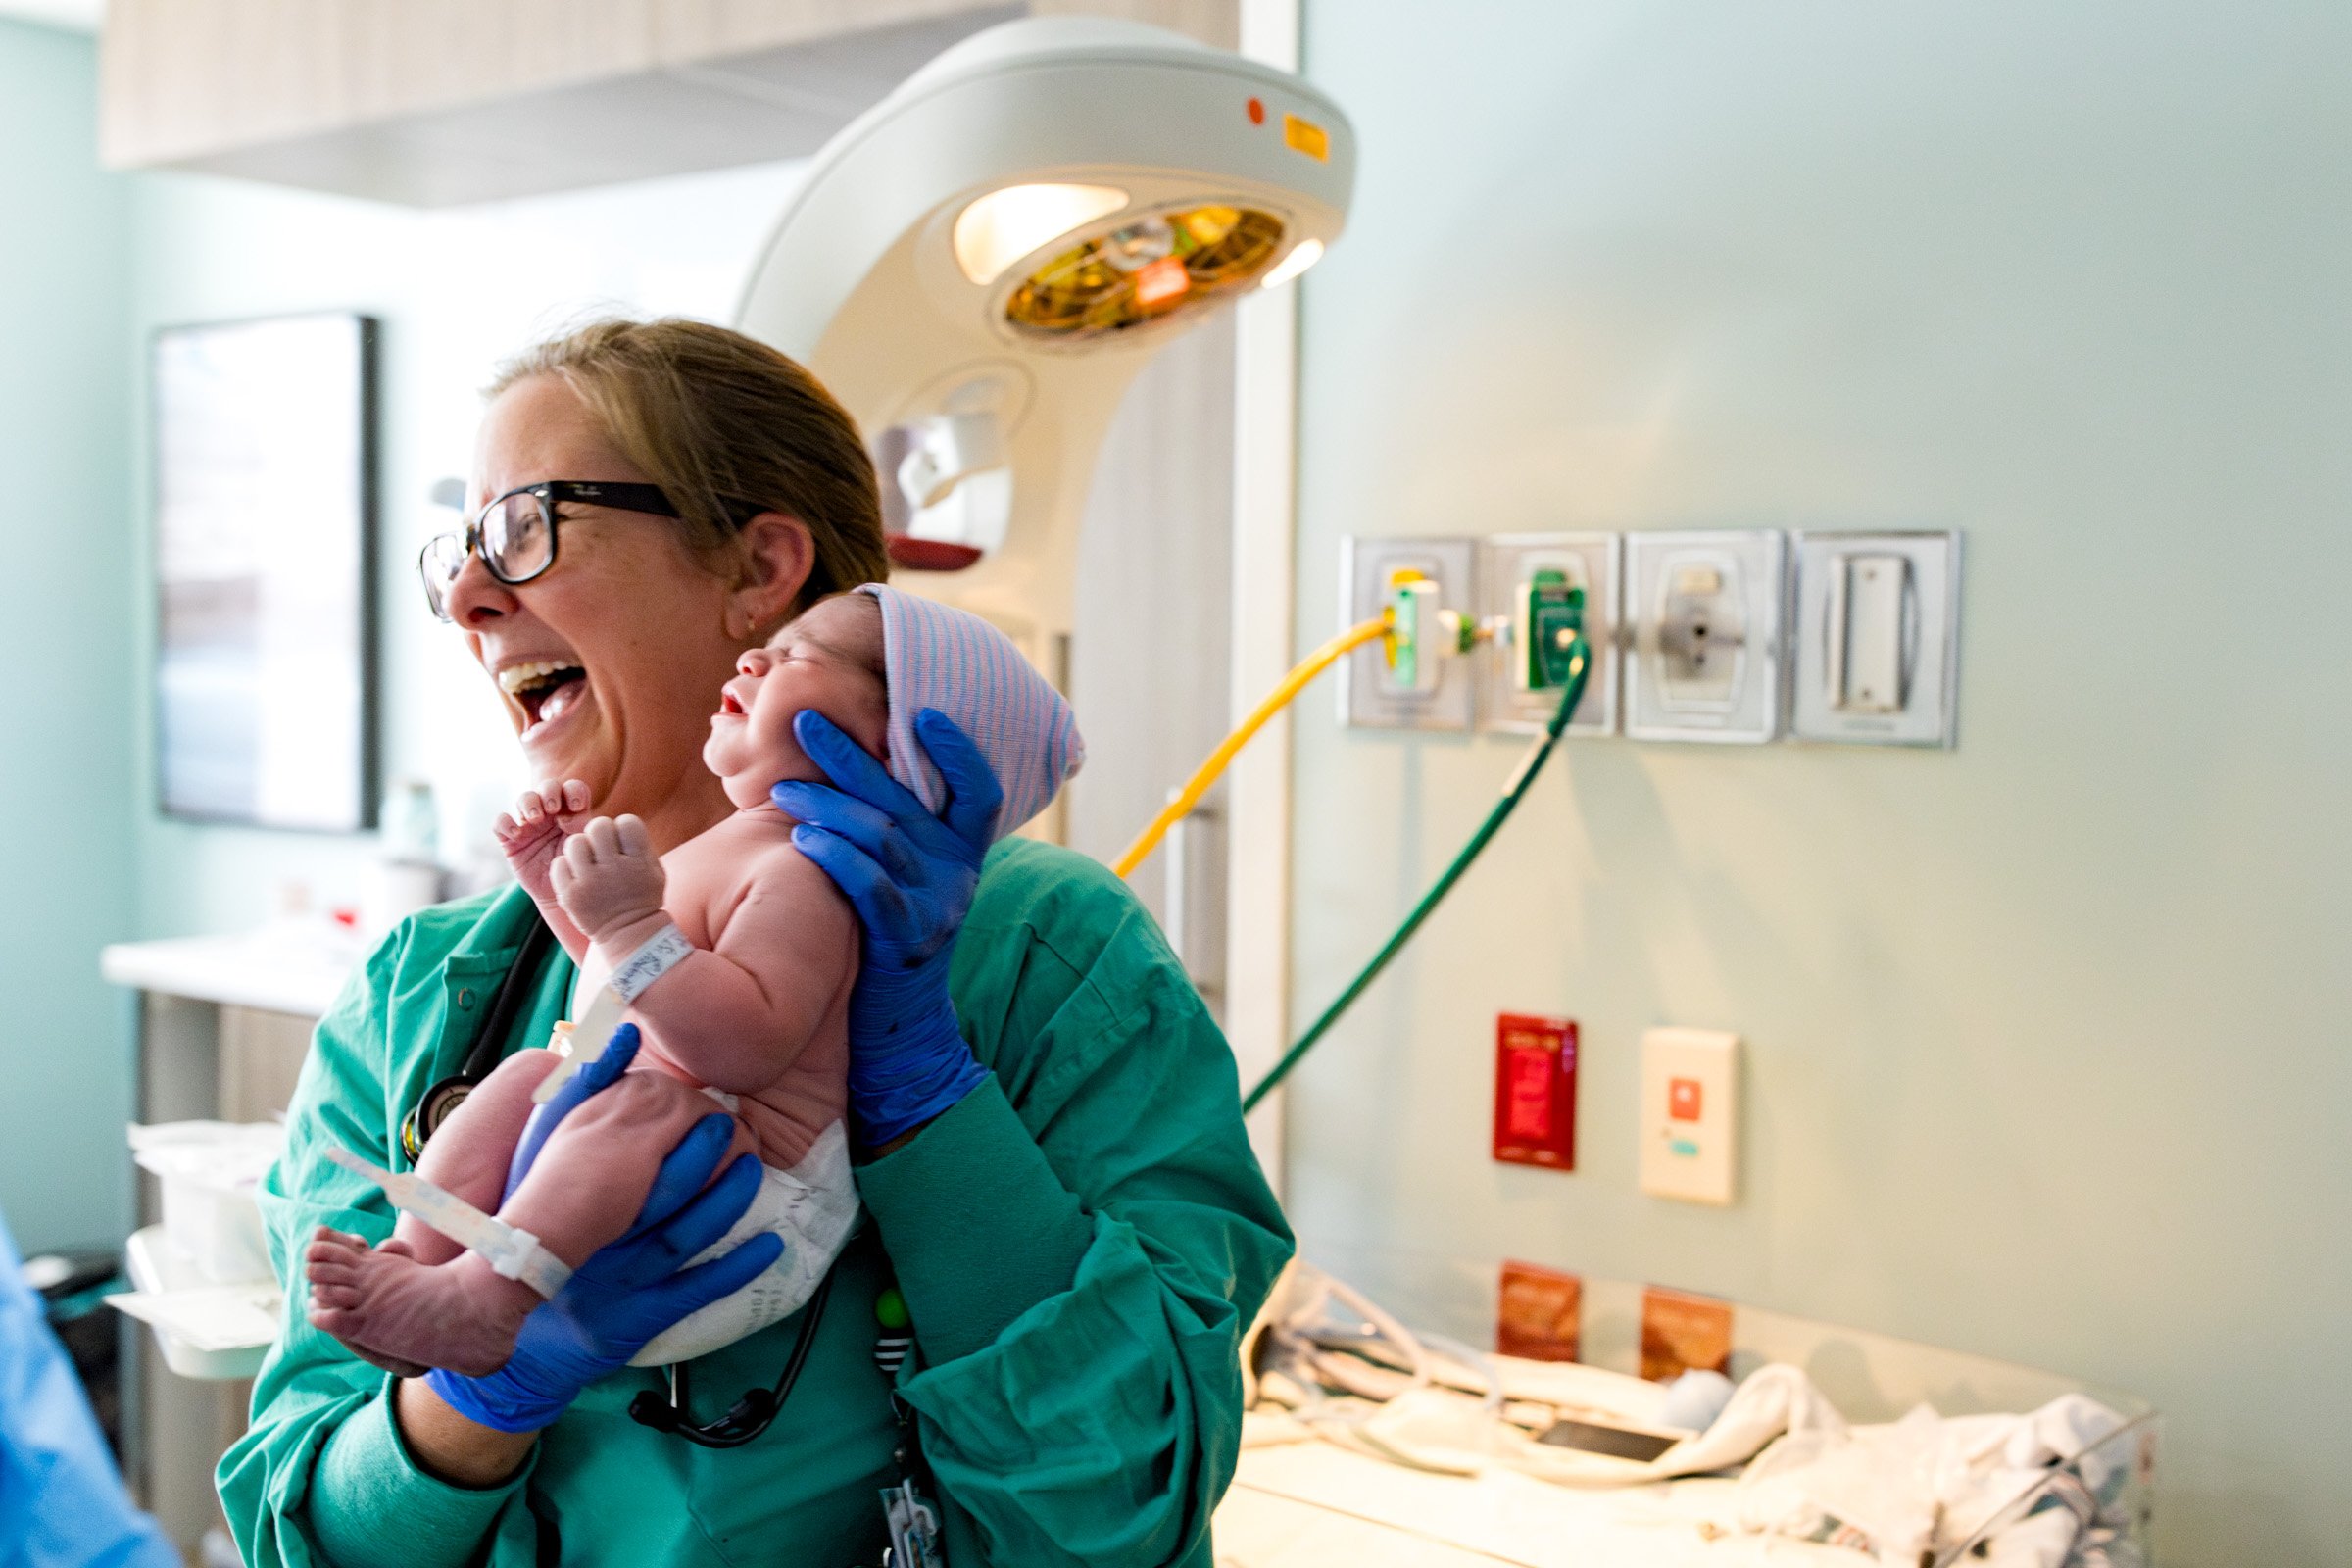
{"left": 217, "top": 319, "right": 1291, "bottom": 1567}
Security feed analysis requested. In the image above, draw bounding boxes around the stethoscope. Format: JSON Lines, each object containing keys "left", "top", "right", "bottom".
{"left": 396, "top": 910, "right": 842, "bottom": 1448}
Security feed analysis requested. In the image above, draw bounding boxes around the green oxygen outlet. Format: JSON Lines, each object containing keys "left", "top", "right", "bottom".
{"left": 1515, "top": 570, "right": 1587, "bottom": 691}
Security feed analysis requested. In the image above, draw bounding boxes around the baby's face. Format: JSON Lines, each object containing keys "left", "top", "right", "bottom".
{"left": 705, "top": 594, "right": 889, "bottom": 808}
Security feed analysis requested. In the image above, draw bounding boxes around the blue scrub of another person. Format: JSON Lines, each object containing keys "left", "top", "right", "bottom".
{"left": 0, "top": 1211, "right": 176, "bottom": 1568}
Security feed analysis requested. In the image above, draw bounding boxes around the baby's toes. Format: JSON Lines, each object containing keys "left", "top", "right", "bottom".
{"left": 307, "top": 1235, "right": 366, "bottom": 1273}
{"left": 308, "top": 1279, "right": 364, "bottom": 1312}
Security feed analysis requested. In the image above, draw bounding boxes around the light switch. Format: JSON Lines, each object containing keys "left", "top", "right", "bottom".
{"left": 1828, "top": 553, "right": 1907, "bottom": 713}
{"left": 1790, "top": 531, "right": 1961, "bottom": 747}
{"left": 1639, "top": 1027, "right": 1739, "bottom": 1204}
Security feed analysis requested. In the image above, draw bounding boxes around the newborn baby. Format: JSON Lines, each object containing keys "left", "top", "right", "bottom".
{"left": 305, "top": 583, "right": 1082, "bottom": 1378}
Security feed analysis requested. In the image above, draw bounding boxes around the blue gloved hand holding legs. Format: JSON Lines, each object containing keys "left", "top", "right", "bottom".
{"left": 772, "top": 707, "right": 1000, "bottom": 1147}
{"left": 426, "top": 1025, "right": 784, "bottom": 1434}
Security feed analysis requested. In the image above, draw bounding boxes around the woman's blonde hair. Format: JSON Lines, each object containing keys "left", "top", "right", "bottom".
{"left": 491, "top": 318, "right": 891, "bottom": 612}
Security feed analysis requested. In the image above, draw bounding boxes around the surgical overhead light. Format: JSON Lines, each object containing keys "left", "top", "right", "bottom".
{"left": 1259, "top": 236, "right": 1324, "bottom": 291}
{"left": 734, "top": 16, "right": 1355, "bottom": 668}
{"left": 952, "top": 183, "right": 1130, "bottom": 286}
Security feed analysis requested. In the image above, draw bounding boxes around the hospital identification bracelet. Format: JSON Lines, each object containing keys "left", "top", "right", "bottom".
{"left": 486, "top": 1225, "right": 575, "bottom": 1299}
{"left": 609, "top": 922, "right": 696, "bottom": 1003}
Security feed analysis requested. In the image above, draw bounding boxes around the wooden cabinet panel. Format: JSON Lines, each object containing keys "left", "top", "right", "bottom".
{"left": 101, "top": 0, "right": 1234, "bottom": 205}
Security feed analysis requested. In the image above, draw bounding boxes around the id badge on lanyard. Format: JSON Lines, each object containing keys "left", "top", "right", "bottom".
{"left": 880, "top": 1479, "right": 943, "bottom": 1568}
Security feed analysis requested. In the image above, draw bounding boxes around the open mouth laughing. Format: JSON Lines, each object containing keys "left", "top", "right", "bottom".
{"left": 498, "top": 658, "right": 587, "bottom": 734}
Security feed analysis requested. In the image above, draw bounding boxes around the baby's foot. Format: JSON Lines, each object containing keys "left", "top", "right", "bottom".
{"left": 305, "top": 1226, "right": 541, "bottom": 1378}
{"left": 305, "top": 1231, "right": 431, "bottom": 1376}
{"left": 494, "top": 780, "right": 590, "bottom": 902}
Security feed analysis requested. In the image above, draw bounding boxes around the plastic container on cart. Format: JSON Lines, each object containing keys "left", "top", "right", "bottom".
{"left": 111, "top": 1224, "right": 277, "bottom": 1381}
{"left": 127, "top": 1121, "right": 282, "bottom": 1284}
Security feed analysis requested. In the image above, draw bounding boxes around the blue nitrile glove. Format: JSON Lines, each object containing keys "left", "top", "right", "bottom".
{"left": 425, "top": 1043, "right": 784, "bottom": 1435}
{"left": 505, "top": 1021, "right": 643, "bottom": 1201}
{"left": 772, "top": 707, "right": 999, "bottom": 1146}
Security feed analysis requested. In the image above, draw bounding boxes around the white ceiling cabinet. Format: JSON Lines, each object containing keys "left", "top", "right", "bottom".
{"left": 98, "top": 0, "right": 1235, "bottom": 206}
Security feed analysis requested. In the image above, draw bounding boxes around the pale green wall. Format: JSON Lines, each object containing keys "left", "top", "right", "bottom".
{"left": 1287, "top": 2, "right": 2350, "bottom": 1563}
{"left": 0, "top": 21, "right": 134, "bottom": 1253}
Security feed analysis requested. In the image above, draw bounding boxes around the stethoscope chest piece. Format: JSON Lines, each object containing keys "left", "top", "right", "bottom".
{"left": 401, "top": 1074, "right": 481, "bottom": 1163}
{"left": 401, "top": 914, "right": 561, "bottom": 1165}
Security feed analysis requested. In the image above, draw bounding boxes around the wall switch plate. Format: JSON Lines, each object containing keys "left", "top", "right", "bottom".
{"left": 1624, "top": 532, "right": 1787, "bottom": 743}
{"left": 1788, "top": 531, "right": 1961, "bottom": 747}
{"left": 1479, "top": 533, "right": 1621, "bottom": 736}
{"left": 1339, "top": 536, "right": 1475, "bottom": 730}
{"left": 1639, "top": 1026, "right": 1739, "bottom": 1204}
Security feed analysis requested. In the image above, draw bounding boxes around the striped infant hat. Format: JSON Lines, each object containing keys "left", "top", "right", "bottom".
{"left": 853, "top": 583, "right": 1084, "bottom": 840}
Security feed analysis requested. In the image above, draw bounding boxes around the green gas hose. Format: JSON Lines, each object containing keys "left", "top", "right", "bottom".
{"left": 1242, "top": 634, "right": 1591, "bottom": 1114}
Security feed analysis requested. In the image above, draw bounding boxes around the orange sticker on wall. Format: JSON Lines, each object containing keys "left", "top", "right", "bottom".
{"left": 1497, "top": 1260, "right": 1581, "bottom": 1363}
{"left": 1640, "top": 1285, "right": 1732, "bottom": 1382}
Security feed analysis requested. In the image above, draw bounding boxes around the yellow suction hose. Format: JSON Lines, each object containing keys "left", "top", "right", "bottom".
{"left": 1111, "top": 614, "right": 1390, "bottom": 880}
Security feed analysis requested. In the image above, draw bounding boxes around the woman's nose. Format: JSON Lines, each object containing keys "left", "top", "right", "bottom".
{"left": 441, "top": 548, "right": 516, "bottom": 626}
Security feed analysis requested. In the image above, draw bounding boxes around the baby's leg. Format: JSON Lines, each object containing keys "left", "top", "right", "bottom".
{"left": 499, "top": 1072, "right": 757, "bottom": 1269}
{"left": 306, "top": 1074, "right": 748, "bottom": 1378}
{"left": 396, "top": 1050, "right": 563, "bottom": 1265}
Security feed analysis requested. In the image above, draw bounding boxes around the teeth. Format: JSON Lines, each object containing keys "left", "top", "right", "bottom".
{"left": 499, "top": 660, "right": 582, "bottom": 696}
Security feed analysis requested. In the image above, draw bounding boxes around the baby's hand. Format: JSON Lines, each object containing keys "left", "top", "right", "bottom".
{"left": 549, "top": 814, "right": 666, "bottom": 943}
{"left": 494, "top": 780, "right": 591, "bottom": 902}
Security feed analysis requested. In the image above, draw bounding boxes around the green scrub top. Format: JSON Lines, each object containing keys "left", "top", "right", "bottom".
{"left": 219, "top": 838, "right": 1293, "bottom": 1568}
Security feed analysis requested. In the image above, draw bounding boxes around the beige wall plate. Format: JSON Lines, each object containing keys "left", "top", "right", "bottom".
{"left": 1788, "top": 530, "right": 1962, "bottom": 748}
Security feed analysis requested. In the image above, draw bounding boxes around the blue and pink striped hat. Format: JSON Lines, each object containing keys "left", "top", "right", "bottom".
{"left": 853, "top": 583, "right": 1084, "bottom": 839}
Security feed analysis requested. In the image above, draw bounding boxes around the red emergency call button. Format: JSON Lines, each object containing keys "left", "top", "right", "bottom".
{"left": 1668, "top": 1076, "right": 1703, "bottom": 1122}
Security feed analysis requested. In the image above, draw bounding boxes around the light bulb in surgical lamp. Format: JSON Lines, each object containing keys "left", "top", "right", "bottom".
{"left": 954, "top": 183, "right": 1131, "bottom": 286}
{"left": 1259, "top": 237, "right": 1324, "bottom": 291}
{"left": 1003, "top": 203, "right": 1286, "bottom": 342}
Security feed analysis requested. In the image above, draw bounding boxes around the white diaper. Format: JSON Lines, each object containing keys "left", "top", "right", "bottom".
{"left": 629, "top": 1117, "right": 860, "bottom": 1367}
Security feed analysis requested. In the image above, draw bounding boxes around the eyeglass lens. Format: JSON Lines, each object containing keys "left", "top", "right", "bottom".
{"left": 482, "top": 492, "right": 554, "bottom": 581}
{"left": 418, "top": 491, "right": 558, "bottom": 619}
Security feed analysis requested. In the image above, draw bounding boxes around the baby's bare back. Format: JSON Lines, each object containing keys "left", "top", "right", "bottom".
{"left": 583, "top": 810, "right": 858, "bottom": 1169}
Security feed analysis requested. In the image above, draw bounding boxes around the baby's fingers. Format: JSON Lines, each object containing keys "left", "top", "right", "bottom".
{"left": 582, "top": 816, "right": 624, "bottom": 859}
{"left": 562, "top": 779, "right": 592, "bottom": 813}
{"left": 615, "top": 813, "right": 654, "bottom": 858}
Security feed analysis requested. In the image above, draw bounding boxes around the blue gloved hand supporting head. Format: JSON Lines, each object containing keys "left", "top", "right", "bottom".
{"left": 773, "top": 708, "right": 997, "bottom": 1146}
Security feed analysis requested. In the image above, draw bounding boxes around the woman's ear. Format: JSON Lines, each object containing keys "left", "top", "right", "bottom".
{"left": 729, "top": 513, "right": 816, "bottom": 639}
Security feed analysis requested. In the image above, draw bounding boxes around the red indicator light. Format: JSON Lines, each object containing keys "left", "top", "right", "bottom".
{"left": 1247, "top": 96, "right": 1266, "bottom": 125}
{"left": 1134, "top": 255, "right": 1191, "bottom": 307}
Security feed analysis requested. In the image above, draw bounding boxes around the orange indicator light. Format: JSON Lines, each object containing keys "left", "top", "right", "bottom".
{"left": 1283, "top": 113, "right": 1330, "bottom": 162}
{"left": 1134, "top": 255, "right": 1191, "bottom": 307}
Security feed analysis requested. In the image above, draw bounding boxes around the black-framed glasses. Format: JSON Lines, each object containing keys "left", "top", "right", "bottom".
{"left": 418, "top": 481, "right": 761, "bottom": 620}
